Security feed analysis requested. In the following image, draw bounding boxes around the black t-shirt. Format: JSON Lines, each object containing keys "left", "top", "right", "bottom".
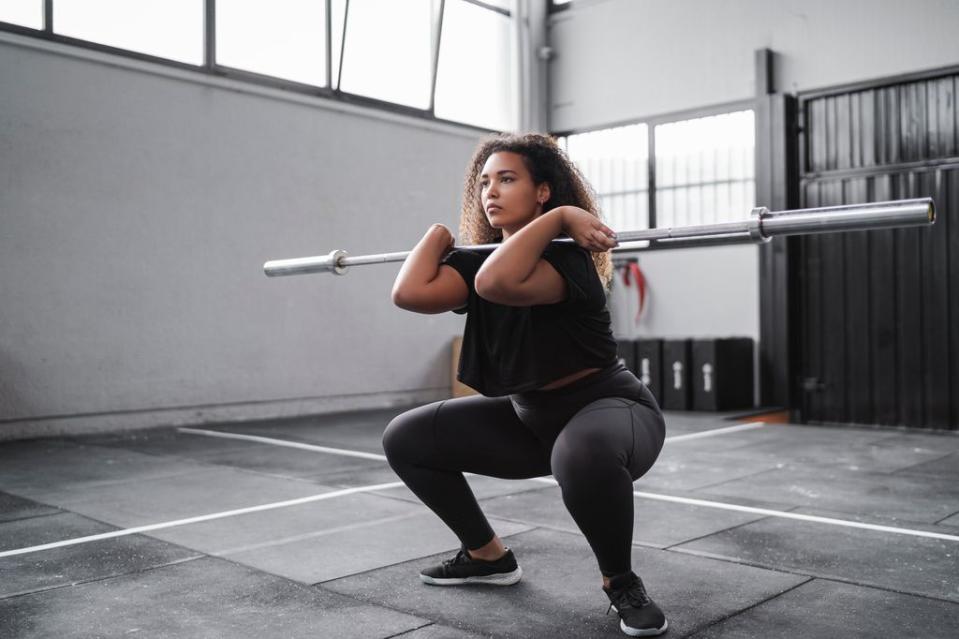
{"left": 441, "top": 241, "right": 619, "bottom": 397}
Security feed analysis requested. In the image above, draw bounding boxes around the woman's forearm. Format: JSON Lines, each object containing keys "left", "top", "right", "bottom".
{"left": 391, "top": 225, "right": 453, "bottom": 300}
{"left": 476, "top": 208, "right": 566, "bottom": 291}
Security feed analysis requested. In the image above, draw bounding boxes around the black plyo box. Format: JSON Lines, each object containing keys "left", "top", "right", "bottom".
{"left": 616, "top": 339, "right": 637, "bottom": 376}
{"left": 635, "top": 339, "right": 663, "bottom": 405}
{"left": 662, "top": 339, "right": 692, "bottom": 410}
{"left": 692, "top": 338, "right": 754, "bottom": 411}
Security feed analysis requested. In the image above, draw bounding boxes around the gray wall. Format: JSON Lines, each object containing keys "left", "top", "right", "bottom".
{"left": 554, "top": 0, "right": 959, "bottom": 405}
{"left": 3, "top": 1, "right": 957, "bottom": 438}
{"left": 0, "top": 33, "right": 481, "bottom": 439}
{"left": 549, "top": 0, "right": 959, "bottom": 130}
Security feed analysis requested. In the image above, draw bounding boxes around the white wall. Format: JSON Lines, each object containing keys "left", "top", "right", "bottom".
{"left": 608, "top": 244, "right": 759, "bottom": 341}
{"left": 549, "top": 0, "right": 959, "bottom": 130}
{"left": 0, "top": 33, "right": 482, "bottom": 439}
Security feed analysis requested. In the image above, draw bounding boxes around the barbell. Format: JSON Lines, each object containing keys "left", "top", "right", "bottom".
{"left": 262, "top": 198, "right": 936, "bottom": 278}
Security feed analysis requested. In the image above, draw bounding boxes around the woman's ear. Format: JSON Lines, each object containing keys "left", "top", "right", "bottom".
{"left": 537, "top": 183, "right": 551, "bottom": 204}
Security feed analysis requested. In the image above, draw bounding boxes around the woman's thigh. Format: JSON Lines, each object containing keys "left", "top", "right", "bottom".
{"left": 550, "top": 397, "right": 665, "bottom": 481}
{"left": 383, "top": 394, "right": 551, "bottom": 480}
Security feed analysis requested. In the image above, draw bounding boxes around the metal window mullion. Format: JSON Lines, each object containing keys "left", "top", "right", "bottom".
{"left": 648, "top": 123, "right": 657, "bottom": 230}
{"left": 325, "top": 0, "right": 332, "bottom": 88}
{"left": 336, "top": 0, "right": 350, "bottom": 92}
{"left": 428, "top": 0, "right": 446, "bottom": 114}
{"left": 204, "top": 0, "right": 215, "bottom": 70}
{"left": 43, "top": 0, "right": 53, "bottom": 32}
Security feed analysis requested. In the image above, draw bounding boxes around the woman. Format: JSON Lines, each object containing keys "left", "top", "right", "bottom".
{"left": 384, "top": 132, "right": 668, "bottom": 637}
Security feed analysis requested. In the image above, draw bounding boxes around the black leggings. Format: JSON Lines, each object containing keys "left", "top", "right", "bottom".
{"left": 382, "top": 360, "right": 666, "bottom": 578}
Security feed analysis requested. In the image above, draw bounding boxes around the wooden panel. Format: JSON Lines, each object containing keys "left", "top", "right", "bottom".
{"left": 922, "top": 169, "right": 952, "bottom": 427}
{"left": 919, "top": 80, "right": 931, "bottom": 160}
{"left": 869, "top": 175, "right": 898, "bottom": 424}
{"left": 844, "top": 178, "right": 873, "bottom": 424}
{"left": 886, "top": 86, "right": 901, "bottom": 165}
{"left": 819, "top": 179, "right": 847, "bottom": 423}
{"left": 937, "top": 77, "right": 957, "bottom": 159}
{"left": 826, "top": 96, "right": 839, "bottom": 171}
{"left": 899, "top": 84, "right": 917, "bottom": 163}
{"left": 850, "top": 92, "right": 862, "bottom": 168}
{"left": 810, "top": 98, "right": 827, "bottom": 173}
{"left": 801, "top": 181, "right": 824, "bottom": 420}
{"left": 895, "top": 172, "right": 925, "bottom": 426}
{"left": 837, "top": 94, "right": 851, "bottom": 170}
{"left": 949, "top": 169, "right": 959, "bottom": 428}
{"left": 859, "top": 91, "right": 875, "bottom": 168}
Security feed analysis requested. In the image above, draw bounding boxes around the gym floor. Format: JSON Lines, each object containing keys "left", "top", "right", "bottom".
{"left": 1, "top": 409, "right": 958, "bottom": 638}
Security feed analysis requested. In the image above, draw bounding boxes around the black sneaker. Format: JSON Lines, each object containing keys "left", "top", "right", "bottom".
{"left": 603, "top": 570, "right": 668, "bottom": 637}
{"left": 419, "top": 544, "right": 523, "bottom": 586}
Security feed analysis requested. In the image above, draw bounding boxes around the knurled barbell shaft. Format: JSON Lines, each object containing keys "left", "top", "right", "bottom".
{"left": 263, "top": 197, "right": 935, "bottom": 277}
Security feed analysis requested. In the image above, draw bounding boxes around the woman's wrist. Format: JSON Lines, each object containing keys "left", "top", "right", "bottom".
{"left": 547, "top": 206, "right": 570, "bottom": 233}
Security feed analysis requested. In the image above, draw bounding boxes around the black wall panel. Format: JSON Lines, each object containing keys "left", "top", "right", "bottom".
{"left": 798, "top": 72, "right": 958, "bottom": 429}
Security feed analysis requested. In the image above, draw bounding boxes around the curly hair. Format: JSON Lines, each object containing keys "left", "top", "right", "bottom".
{"left": 458, "top": 132, "right": 614, "bottom": 293}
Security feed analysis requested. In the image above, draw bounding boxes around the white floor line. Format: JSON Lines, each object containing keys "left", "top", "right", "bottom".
{"left": 0, "top": 480, "right": 405, "bottom": 559}
{"left": 523, "top": 477, "right": 959, "bottom": 542}
{"left": 664, "top": 422, "right": 767, "bottom": 442}
{"left": 213, "top": 512, "right": 423, "bottom": 557}
{"left": 177, "top": 427, "right": 388, "bottom": 461}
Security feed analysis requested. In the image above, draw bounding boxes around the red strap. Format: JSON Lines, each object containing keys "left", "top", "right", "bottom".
{"left": 619, "top": 262, "right": 647, "bottom": 322}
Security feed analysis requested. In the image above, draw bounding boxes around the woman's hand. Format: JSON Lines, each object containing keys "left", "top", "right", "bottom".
{"left": 428, "top": 223, "right": 456, "bottom": 256}
{"left": 558, "top": 206, "right": 619, "bottom": 252}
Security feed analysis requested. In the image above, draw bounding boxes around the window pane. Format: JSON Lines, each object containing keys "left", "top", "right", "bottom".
{"left": 564, "top": 124, "right": 649, "bottom": 241}
{"left": 654, "top": 110, "right": 755, "bottom": 228}
{"left": 54, "top": 0, "right": 203, "bottom": 65}
{"left": 434, "top": 0, "right": 513, "bottom": 131}
{"left": 0, "top": 0, "right": 43, "bottom": 29}
{"left": 216, "top": 0, "right": 327, "bottom": 86}
{"left": 339, "top": 0, "right": 435, "bottom": 110}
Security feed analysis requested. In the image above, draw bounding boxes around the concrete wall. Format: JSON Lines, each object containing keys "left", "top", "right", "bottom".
{"left": 549, "top": 0, "right": 959, "bottom": 130}
{"left": 3, "top": 1, "right": 957, "bottom": 438}
{"left": 553, "top": 0, "right": 959, "bottom": 405}
{"left": 0, "top": 33, "right": 482, "bottom": 439}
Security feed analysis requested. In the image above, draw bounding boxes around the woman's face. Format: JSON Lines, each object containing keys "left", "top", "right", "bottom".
{"left": 479, "top": 151, "right": 550, "bottom": 239}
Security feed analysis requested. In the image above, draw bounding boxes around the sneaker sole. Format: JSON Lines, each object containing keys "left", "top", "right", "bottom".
{"left": 610, "top": 605, "right": 669, "bottom": 637}
{"left": 419, "top": 566, "right": 523, "bottom": 586}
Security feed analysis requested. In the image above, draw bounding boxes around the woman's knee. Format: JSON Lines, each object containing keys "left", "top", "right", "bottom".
{"left": 551, "top": 405, "right": 627, "bottom": 480}
{"left": 382, "top": 401, "right": 442, "bottom": 465}
{"left": 626, "top": 403, "right": 666, "bottom": 479}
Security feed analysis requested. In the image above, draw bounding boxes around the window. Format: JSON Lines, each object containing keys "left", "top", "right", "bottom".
{"left": 338, "top": 0, "right": 436, "bottom": 110}
{"left": 215, "top": 0, "right": 327, "bottom": 86}
{"left": 0, "top": 0, "right": 43, "bottom": 29}
{"left": 562, "top": 124, "right": 649, "bottom": 241}
{"left": 1, "top": 0, "right": 516, "bottom": 131}
{"left": 54, "top": 0, "right": 203, "bottom": 65}
{"left": 560, "top": 108, "right": 755, "bottom": 241}
{"left": 654, "top": 110, "right": 755, "bottom": 228}
{"left": 434, "top": 0, "right": 513, "bottom": 131}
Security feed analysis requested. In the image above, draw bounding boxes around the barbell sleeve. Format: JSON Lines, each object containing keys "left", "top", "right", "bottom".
{"left": 263, "top": 197, "right": 935, "bottom": 278}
